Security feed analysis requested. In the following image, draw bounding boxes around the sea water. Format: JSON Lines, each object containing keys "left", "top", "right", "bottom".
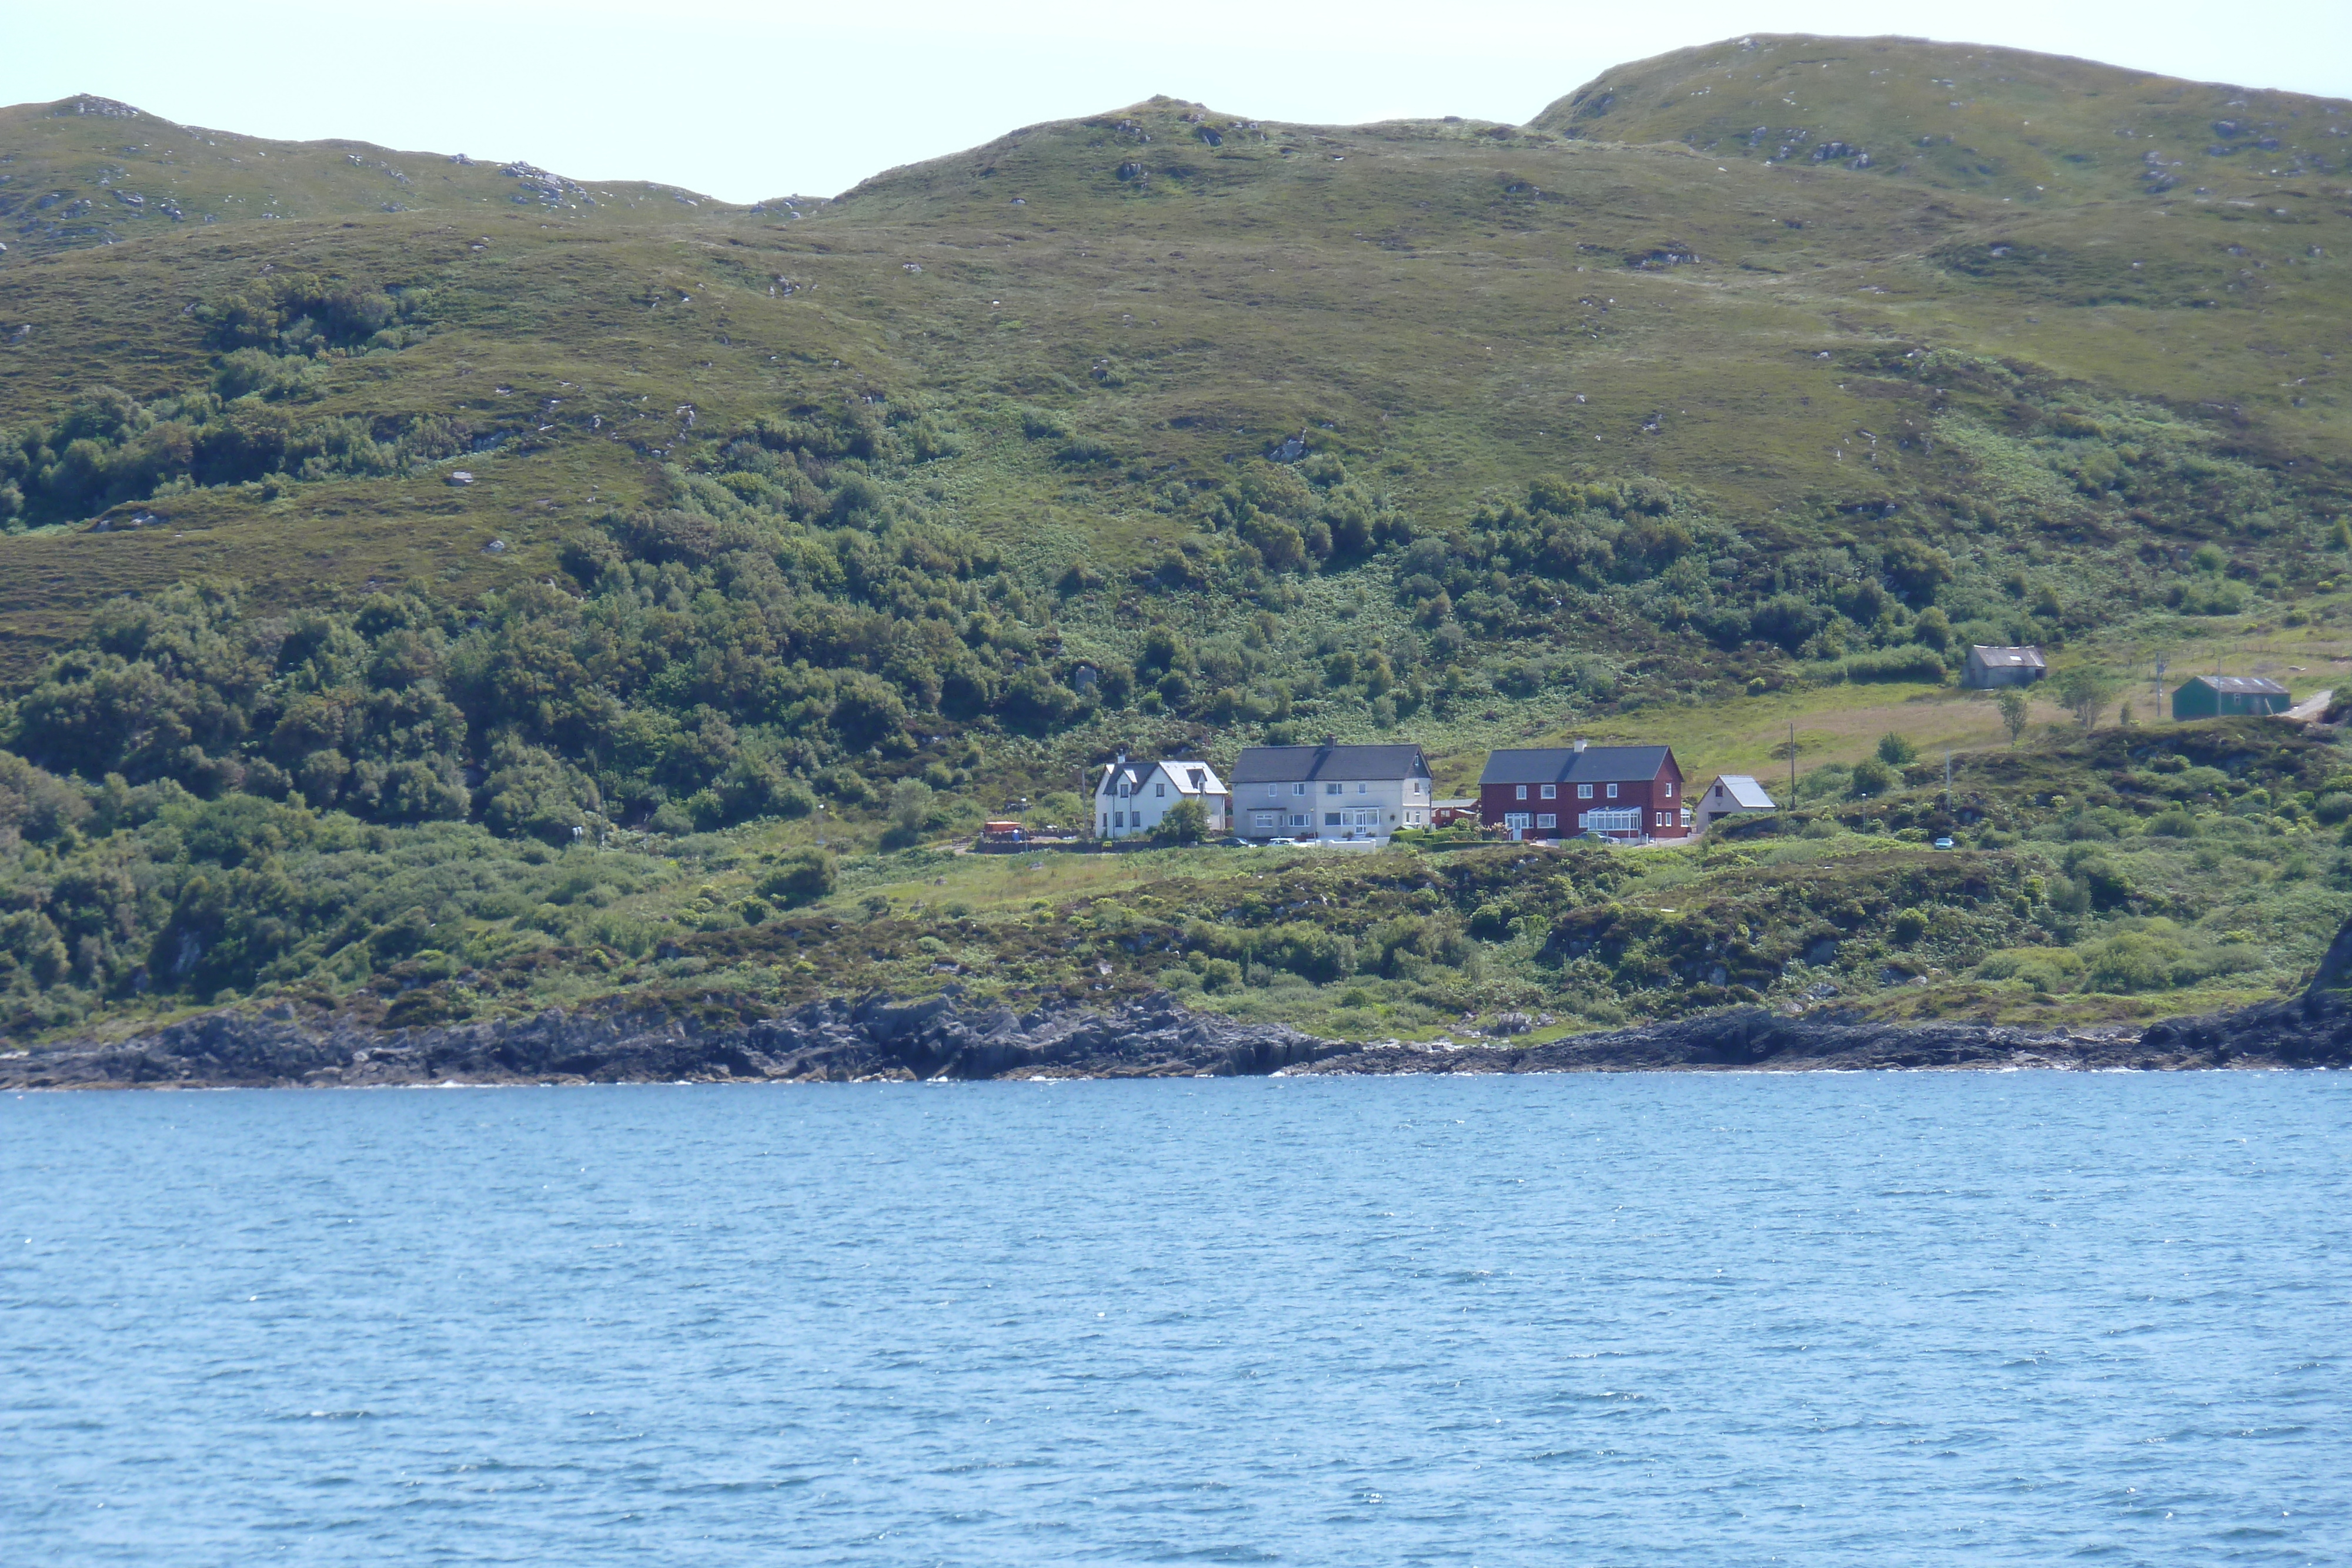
{"left": 2, "top": 1072, "right": 2347, "bottom": 1565}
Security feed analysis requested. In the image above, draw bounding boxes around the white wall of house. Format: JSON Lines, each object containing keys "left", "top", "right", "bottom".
{"left": 1095, "top": 761, "right": 1229, "bottom": 839}
{"left": 1237, "top": 774, "right": 1432, "bottom": 841}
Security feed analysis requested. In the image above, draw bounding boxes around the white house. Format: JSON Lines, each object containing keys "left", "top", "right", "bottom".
{"left": 1694, "top": 773, "right": 1777, "bottom": 831}
{"left": 1095, "top": 754, "right": 1230, "bottom": 840}
{"left": 1230, "top": 741, "right": 1434, "bottom": 844}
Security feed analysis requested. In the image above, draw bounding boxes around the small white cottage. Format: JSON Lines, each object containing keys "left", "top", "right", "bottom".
{"left": 1094, "top": 754, "right": 1230, "bottom": 840}
{"left": 1695, "top": 774, "right": 1778, "bottom": 831}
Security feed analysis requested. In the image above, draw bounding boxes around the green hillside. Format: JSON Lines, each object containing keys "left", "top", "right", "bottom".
{"left": 0, "top": 93, "right": 714, "bottom": 256}
{"left": 1, "top": 41, "right": 2350, "bottom": 1044}
{"left": 1534, "top": 33, "right": 2352, "bottom": 206}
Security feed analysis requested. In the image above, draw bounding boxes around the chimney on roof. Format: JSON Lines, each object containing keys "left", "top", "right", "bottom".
{"left": 1322, "top": 734, "right": 1338, "bottom": 748}
{"left": 1573, "top": 738, "right": 1588, "bottom": 753}
{"left": 1115, "top": 749, "right": 1126, "bottom": 765}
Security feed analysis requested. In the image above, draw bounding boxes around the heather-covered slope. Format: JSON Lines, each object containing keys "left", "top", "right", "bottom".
{"left": 0, "top": 42, "right": 2348, "bottom": 1047}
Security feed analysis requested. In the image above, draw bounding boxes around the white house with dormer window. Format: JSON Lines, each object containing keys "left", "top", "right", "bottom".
{"left": 1094, "top": 754, "right": 1230, "bottom": 840}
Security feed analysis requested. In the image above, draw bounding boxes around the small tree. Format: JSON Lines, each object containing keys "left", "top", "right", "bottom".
{"left": 1847, "top": 757, "right": 1897, "bottom": 798}
{"left": 882, "top": 777, "right": 934, "bottom": 848}
{"left": 1876, "top": 733, "right": 1918, "bottom": 767}
{"left": 1151, "top": 797, "right": 1210, "bottom": 845}
{"left": 1997, "top": 689, "right": 2030, "bottom": 747}
{"left": 2053, "top": 666, "right": 2117, "bottom": 733}
{"left": 754, "top": 848, "right": 837, "bottom": 908}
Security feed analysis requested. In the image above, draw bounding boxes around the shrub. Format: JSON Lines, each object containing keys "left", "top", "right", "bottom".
{"left": 1150, "top": 797, "right": 1210, "bottom": 846}
{"left": 1845, "top": 648, "right": 1946, "bottom": 683}
{"left": 1876, "top": 733, "right": 1919, "bottom": 767}
{"left": 754, "top": 849, "right": 837, "bottom": 908}
{"left": 1847, "top": 758, "right": 1897, "bottom": 798}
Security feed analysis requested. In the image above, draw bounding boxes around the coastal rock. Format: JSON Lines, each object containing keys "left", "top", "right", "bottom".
{"left": 6, "top": 984, "right": 2347, "bottom": 1091}
{"left": 0, "top": 991, "right": 1345, "bottom": 1089}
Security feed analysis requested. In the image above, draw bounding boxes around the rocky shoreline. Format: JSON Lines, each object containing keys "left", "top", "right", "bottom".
{"left": 5, "top": 983, "right": 2348, "bottom": 1090}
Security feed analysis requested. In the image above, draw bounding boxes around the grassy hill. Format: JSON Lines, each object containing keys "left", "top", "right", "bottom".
{"left": 1534, "top": 34, "right": 2352, "bottom": 206}
{"left": 1, "top": 39, "right": 2350, "bottom": 1044}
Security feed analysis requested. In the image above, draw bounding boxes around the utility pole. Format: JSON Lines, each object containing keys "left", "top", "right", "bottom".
{"left": 1944, "top": 748, "right": 1953, "bottom": 813}
{"left": 1787, "top": 718, "right": 1798, "bottom": 834}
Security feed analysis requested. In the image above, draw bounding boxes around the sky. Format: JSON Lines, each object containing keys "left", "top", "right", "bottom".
{"left": 7, "top": 0, "right": 2350, "bottom": 203}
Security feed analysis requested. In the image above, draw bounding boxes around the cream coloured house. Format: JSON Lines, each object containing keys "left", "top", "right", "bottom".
{"left": 1230, "top": 741, "right": 1434, "bottom": 844}
{"left": 1094, "top": 755, "right": 1230, "bottom": 840}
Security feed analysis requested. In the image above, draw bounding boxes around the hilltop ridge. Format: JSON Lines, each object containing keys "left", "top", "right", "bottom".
{"left": 1535, "top": 33, "right": 2352, "bottom": 205}
{"left": 0, "top": 93, "right": 721, "bottom": 258}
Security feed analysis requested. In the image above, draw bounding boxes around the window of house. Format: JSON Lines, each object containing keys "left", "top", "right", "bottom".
{"left": 1578, "top": 784, "right": 1593, "bottom": 800}
{"left": 1357, "top": 783, "right": 1368, "bottom": 794}
{"left": 1252, "top": 810, "right": 1278, "bottom": 829}
{"left": 1294, "top": 784, "right": 1307, "bottom": 797}
{"left": 1352, "top": 808, "right": 1378, "bottom": 826}
{"left": 1540, "top": 784, "right": 1556, "bottom": 800}
{"left": 1155, "top": 782, "right": 1166, "bottom": 797}
{"left": 1406, "top": 810, "right": 1423, "bottom": 824}
{"left": 1288, "top": 813, "right": 1309, "bottom": 828}
{"left": 1190, "top": 770, "right": 1205, "bottom": 790}
{"left": 1267, "top": 784, "right": 1278, "bottom": 797}
{"left": 1663, "top": 781, "right": 1674, "bottom": 798}
{"left": 1118, "top": 783, "right": 1129, "bottom": 798}
{"left": 1505, "top": 812, "right": 1532, "bottom": 830}
{"left": 1327, "top": 783, "right": 1342, "bottom": 795}
{"left": 1324, "top": 811, "right": 1342, "bottom": 826}
{"left": 1606, "top": 783, "right": 1619, "bottom": 799}
{"left": 1537, "top": 813, "right": 1557, "bottom": 829}
{"left": 1113, "top": 811, "right": 1124, "bottom": 828}
{"left": 1515, "top": 785, "right": 1528, "bottom": 800}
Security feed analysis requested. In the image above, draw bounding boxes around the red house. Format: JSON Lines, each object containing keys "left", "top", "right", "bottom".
{"left": 1478, "top": 743, "right": 1688, "bottom": 841}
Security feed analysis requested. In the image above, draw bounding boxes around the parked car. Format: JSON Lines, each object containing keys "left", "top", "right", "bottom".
{"left": 1933, "top": 837, "right": 1955, "bottom": 850}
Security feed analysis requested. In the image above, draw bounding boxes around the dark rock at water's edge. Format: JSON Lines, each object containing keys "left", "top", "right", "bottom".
{"left": 0, "top": 991, "right": 1345, "bottom": 1089}
{"left": 4, "top": 979, "right": 2349, "bottom": 1090}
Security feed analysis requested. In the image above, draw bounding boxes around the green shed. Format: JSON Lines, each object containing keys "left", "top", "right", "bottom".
{"left": 2171, "top": 675, "right": 2291, "bottom": 720}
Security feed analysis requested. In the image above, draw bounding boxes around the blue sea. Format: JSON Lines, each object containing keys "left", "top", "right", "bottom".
{"left": 4, "top": 1072, "right": 2347, "bottom": 1565}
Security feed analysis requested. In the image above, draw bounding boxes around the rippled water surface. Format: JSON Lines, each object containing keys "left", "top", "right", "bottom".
{"left": 5, "top": 1073, "right": 2348, "bottom": 1564}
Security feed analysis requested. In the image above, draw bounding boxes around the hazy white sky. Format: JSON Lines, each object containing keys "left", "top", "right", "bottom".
{"left": 8, "top": 1, "right": 2348, "bottom": 202}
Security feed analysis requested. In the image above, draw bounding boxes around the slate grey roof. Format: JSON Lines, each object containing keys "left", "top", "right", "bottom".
{"left": 1095, "top": 761, "right": 1152, "bottom": 796}
{"left": 1097, "top": 758, "right": 1228, "bottom": 795}
{"left": 2186, "top": 675, "right": 2290, "bottom": 696}
{"left": 1479, "top": 745, "right": 1675, "bottom": 786}
{"left": 1709, "top": 774, "right": 1777, "bottom": 810}
{"left": 1968, "top": 645, "right": 2046, "bottom": 669}
{"left": 1229, "top": 743, "right": 1430, "bottom": 785}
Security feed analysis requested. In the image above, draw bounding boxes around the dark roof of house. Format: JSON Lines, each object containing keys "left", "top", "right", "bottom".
{"left": 2184, "top": 676, "right": 2290, "bottom": 696}
{"left": 1968, "top": 645, "right": 2046, "bottom": 668}
{"left": 1228, "top": 743, "right": 1430, "bottom": 785}
{"left": 1479, "top": 745, "right": 1675, "bottom": 785}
